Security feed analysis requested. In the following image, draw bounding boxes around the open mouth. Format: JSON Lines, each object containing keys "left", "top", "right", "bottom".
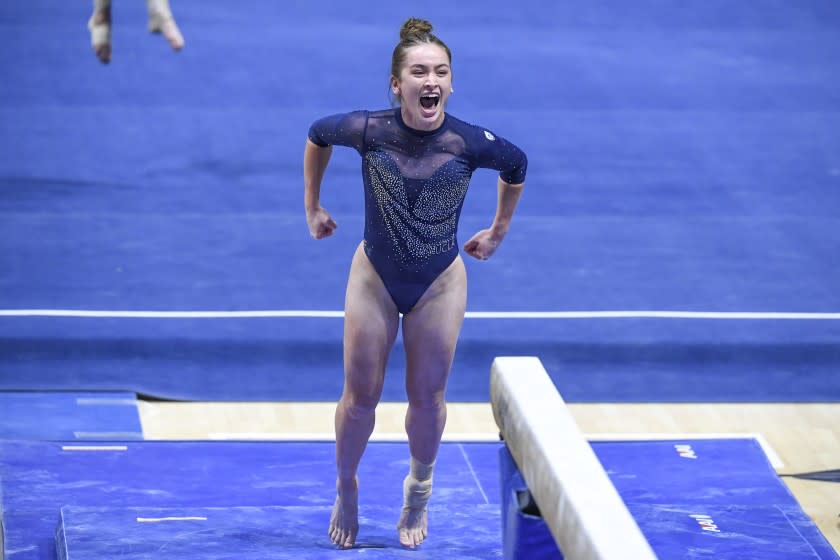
{"left": 419, "top": 93, "right": 440, "bottom": 110}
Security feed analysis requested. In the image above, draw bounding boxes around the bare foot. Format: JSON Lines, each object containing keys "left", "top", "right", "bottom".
{"left": 147, "top": 0, "right": 184, "bottom": 51}
{"left": 328, "top": 477, "right": 358, "bottom": 549}
{"left": 397, "top": 475, "right": 432, "bottom": 548}
{"left": 87, "top": 11, "right": 112, "bottom": 64}
{"left": 397, "top": 505, "right": 428, "bottom": 548}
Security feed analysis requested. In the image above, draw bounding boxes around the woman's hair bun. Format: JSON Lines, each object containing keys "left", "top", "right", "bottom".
{"left": 400, "top": 17, "right": 433, "bottom": 39}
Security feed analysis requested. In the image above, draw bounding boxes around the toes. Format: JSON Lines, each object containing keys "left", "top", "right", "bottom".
{"left": 148, "top": 16, "right": 184, "bottom": 51}
{"left": 329, "top": 515, "right": 357, "bottom": 548}
{"left": 95, "top": 45, "right": 111, "bottom": 64}
{"left": 397, "top": 509, "right": 428, "bottom": 548}
{"left": 399, "top": 528, "right": 413, "bottom": 548}
{"left": 330, "top": 528, "right": 352, "bottom": 549}
{"left": 399, "top": 527, "right": 424, "bottom": 548}
{"left": 88, "top": 19, "right": 112, "bottom": 64}
{"left": 161, "top": 22, "right": 184, "bottom": 50}
{"left": 332, "top": 528, "right": 353, "bottom": 549}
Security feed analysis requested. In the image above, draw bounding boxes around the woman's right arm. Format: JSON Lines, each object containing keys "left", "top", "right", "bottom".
{"left": 303, "top": 111, "right": 367, "bottom": 239}
{"left": 303, "top": 139, "right": 337, "bottom": 239}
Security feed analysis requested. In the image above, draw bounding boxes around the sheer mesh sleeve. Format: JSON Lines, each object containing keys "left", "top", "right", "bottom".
{"left": 307, "top": 110, "right": 368, "bottom": 153}
{"left": 470, "top": 128, "right": 528, "bottom": 184}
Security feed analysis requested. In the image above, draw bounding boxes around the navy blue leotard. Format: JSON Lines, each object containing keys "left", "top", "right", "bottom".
{"left": 308, "top": 108, "right": 527, "bottom": 314}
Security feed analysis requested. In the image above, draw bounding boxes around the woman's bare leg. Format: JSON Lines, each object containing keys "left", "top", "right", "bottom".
{"left": 397, "top": 256, "right": 467, "bottom": 547}
{"left": 329, "top": 243, "right": 400, "bottom": 548}
{"left": 88, "top": 0, "right": 112, "bottom": 64}
{"left": 146, "top": 0, "right": 184, "bottom": 51}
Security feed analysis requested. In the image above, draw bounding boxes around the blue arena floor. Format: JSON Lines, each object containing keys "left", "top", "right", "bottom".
{"left": 0, "top": 391, "right": 143, "bottom": 440}
{"left": 1, "top": 315, "right": 839, "bottom": 401}
{"left": 1, "top": 1, "right": 839, "bottom": 402}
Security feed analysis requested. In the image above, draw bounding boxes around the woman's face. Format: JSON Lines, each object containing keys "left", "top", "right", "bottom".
{"left": 392, "top": 43, "right": 452, "bottom": 131}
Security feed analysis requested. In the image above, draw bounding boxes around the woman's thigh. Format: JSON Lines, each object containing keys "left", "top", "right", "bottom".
{"left": 401, "top": 256, "right": 467, "bottom": 403}
{"left": 342, "top": 243, "right": 400, "bottom": 403}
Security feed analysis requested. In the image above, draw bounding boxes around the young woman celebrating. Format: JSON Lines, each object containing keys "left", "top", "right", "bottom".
{"left": 305, "top": 17, "right": 527, "bottom": 549}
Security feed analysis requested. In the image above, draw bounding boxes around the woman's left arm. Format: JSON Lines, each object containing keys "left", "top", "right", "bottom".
{"left": 462, "top": 177, "right": 524, "bottom": 260}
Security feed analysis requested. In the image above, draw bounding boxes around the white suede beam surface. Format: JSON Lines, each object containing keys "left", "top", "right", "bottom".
{"left": 490, "top": 356, "right": 658, "bottom": 560}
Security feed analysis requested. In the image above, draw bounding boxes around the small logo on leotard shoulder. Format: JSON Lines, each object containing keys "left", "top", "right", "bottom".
{"left": 484, "top": 130, "right": 495, "bottom": 141}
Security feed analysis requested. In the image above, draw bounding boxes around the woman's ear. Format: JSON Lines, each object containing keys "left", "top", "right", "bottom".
{"left": 390, "top": 76, "right": 400, "bottom": 96}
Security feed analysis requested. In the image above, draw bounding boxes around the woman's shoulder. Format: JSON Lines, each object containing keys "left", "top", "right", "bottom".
{"left": 445, "top": 113, "right": 503, "bottom": 144}
{"left": 368, "top": 108, "right": 396, "bottom": 118}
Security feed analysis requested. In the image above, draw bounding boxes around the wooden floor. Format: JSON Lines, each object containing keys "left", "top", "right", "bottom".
{"left": 139, "top": 401, "right": 840, "bottom": 553}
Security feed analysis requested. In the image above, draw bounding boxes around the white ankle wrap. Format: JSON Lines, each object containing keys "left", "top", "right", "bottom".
{"left": 403, "top": 458, "right": 435, "bottom": 510}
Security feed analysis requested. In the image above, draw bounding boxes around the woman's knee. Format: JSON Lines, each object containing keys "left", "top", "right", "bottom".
{"left": 406, "top": 387, "right": 446, "bottom": 410}
{"left": 341, "top": 376, "right": 384, "bottom": 412}
{"left": 340, "top": 393, "right": 380, "bottom": 419}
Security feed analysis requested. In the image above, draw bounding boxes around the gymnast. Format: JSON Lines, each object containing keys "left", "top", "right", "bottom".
{"left": 87, "top": 0, "right": 184, "bottom": 64}
{"left": 304, "top": 17, "right": 527, "bottom": 549}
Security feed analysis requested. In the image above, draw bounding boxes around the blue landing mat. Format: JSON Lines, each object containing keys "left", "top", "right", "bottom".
{"left": 629, "top": 504, "right": 836, "bottom": 560}
{"left": 594, "top": 440, "right": 837, "bottom": 558}
{"left": 499, "top": 442, "right": 837, "bottom": 560}
{"left": 0, "top": 392, "right": 143, "bottom": 440}
{"left": 56, "top": 505, "right": 502, "bottom": 559}
{"left": 596, "top": 438, "right": 795, "bottom": 503}
{"left": 2, "top": 439, "right": 834, "bottom": 559}
{"left": 0, "top": 441, "right": 499, "bottom": 559}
